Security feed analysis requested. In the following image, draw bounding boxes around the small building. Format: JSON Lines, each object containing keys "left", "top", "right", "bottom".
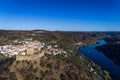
{"left": 21, "top": 52, "right": 26, "bottom": 55}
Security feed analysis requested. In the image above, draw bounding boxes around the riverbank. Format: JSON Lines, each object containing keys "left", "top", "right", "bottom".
{"left": 79, "top": 40, "right": 120, "bottom": 80}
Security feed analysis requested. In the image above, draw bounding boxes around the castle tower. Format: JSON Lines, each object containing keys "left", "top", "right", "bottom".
{"left": 26, "top": 47, "right": 34, "bottom": 55}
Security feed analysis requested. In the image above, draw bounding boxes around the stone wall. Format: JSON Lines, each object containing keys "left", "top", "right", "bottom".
{"left": 16, "top": 51, "right": 45, "bottom": 61}
{"left": 16, "top": 56, "right": 31, "bottom": 61}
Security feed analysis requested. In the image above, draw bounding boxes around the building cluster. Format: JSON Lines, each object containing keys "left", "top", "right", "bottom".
{"left": 0, "top": 39, "right": 67, "bottom": 58}
{"left": 0, "top": 40, "right": 45, "bottom": 57}
{"left": 46, "top": 45, "right": 67, "bottom": 55}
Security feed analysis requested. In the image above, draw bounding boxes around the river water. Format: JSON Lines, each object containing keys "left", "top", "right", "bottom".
{"left": 79, "top": 40, "right": 120, "bottom": 80}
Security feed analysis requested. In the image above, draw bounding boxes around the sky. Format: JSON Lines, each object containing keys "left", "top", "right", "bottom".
{"left": 0, "top": 0, "right": 120, "bottom": 31}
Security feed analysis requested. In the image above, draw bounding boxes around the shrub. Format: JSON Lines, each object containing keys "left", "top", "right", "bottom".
{"left": 46, "top": 63, "right": 53, "bottom": 69}
{"left": 60, "top": 74, "right": 66, "bottom": 80}
{"left": 33, "top": 68, "right": 38, "bottom": 73}
{"left": 40, "top": 60, "right": 45, "bottom": 67}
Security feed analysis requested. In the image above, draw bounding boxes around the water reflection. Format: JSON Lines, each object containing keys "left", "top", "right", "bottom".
{"left": 79, "top": 40, "right": 120, "bottom": 80}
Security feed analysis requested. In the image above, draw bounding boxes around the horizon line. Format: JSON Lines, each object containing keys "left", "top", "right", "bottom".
{"left": 0, "top": 29, "right": 120, "bottom": 32}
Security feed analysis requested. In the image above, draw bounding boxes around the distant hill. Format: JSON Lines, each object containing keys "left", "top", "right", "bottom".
{"left": 96, "top": 32, "right": 120, "bottom": 65}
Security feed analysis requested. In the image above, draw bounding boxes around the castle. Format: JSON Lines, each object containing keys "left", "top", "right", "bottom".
{"left": 26, "top": 47, "right": 35, "bottom": 55}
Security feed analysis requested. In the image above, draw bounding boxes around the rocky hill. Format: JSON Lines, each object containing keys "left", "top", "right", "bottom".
{"left": 0, "top": 30, "right": 111, "bottom": 80}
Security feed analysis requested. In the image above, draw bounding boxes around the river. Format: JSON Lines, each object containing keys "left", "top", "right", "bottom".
{"left": 79, "top": 40, "right": 120, "bottom": 80}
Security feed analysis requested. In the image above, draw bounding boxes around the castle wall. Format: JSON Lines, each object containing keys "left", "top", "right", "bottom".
{"left": 16, "top": 51, "right": 45, "bottom": 61}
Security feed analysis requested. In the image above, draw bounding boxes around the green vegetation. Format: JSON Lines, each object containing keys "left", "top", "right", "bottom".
{"left": 0, "top": 30, "right": 112, "bottom": 80}
{"left": 103, "top": 71, "right": 111, "bottom": 80}
{"left": 0, "top": 55, "right": 16, "bottom": 79}
{"left": 96, "top": 33, "right": 120, "bottom": 65}
{"left": 40, "top": 59, "right": 45, "bottom": 67}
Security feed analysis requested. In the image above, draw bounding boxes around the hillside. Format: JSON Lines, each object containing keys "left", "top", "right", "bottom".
{"left": 0, "top": 30, "right": 111, "bottom": 80}
{"left": 0, "top": 52, "right": 110, "bottom": 80}
{"left": 96, "top": 32, "right": 120, "bottom": 65}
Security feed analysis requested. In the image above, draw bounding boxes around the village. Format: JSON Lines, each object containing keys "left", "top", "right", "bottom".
{"left": 0, "top": 39, "right": 67, "bottom": 61}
